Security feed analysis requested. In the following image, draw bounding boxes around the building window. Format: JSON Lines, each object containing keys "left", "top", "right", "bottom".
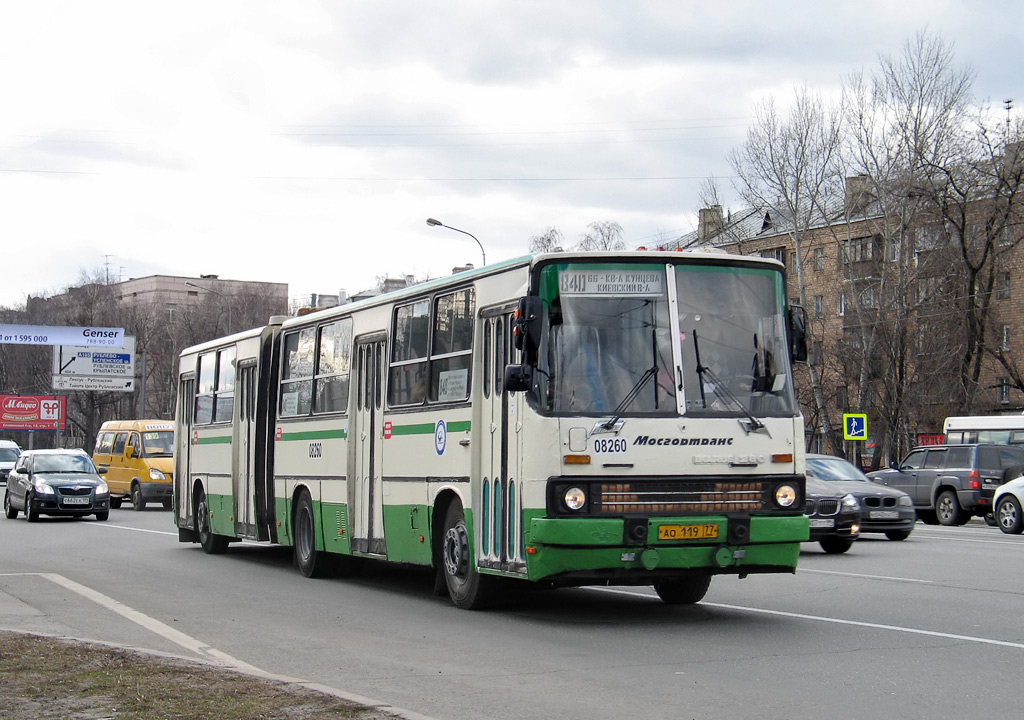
{"left": 837, "top": 386, "right": 848, "bottom": 410}
{"left": 814, "top": 247, "right": 825, "bottom": 272}
{"left": 841, "top": 236, "right": 873, "bottom": 264}
{"left": 997, "top": 272, "right": 1011, "bottom": 300}
{"left": 837, "top": 292, "right": 846, "bottom": 317}
{"left": 998, "top": 378, "right": 1011, "bottom": 405}
{"left": 761, "top": 247, "right": 787, "bottom": 266}
{"left": 812, "top": 295, "right": 824, "bottom": 318}
{"left": 1002, "top": 325, "right": 1011, "bottom": 352}
{"left": 859, "top": 287, "right": 878, "bottom": 309}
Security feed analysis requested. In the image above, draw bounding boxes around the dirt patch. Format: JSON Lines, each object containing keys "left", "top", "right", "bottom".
{"left": 0, "top": 631, "right": 396, "bottom": 720}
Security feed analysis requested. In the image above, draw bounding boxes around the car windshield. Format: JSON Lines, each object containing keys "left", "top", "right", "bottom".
{"left": 140, "top": 431, "right": 173, "bottom": 457}
{"left": 0, "top": 448, "right": 20, "bottom": 462}
{"left": 807, "top": 457, "right": 871, "bottom": 482}
{"left": 33, "top": 454, "right": 96, "bottom": 474}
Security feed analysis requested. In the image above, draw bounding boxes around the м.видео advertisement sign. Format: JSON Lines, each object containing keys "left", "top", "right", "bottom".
{"left": 0, "top": 395, "right": 66, "bottom": 431}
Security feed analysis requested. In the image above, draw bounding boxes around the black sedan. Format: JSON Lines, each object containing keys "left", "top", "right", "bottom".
{"left": 805, "top": 476, "right": 861, "bottom": 553}
{"left": 807, "top": 453, "right": 916, "bottom": 540}
{"left": 4, "top": 449, "right": 110, "bottom": 522}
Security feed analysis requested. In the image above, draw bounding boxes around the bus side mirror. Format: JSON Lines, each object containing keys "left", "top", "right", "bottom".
{"left": 788, "top": 305, "right": 808, "bottom": 363}
{"left": 125, "top": 445, "right": 135, "bottom": 459}
{"left": 512, "top": 295, "right": 542, "bottom": 365}
{"left": 504, "top": 364, "right": 532, "bottom": 393}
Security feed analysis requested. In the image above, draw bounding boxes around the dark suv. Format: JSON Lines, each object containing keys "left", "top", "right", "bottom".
{"left": 867, "top": 444, "right": 1024, "bottom": 526}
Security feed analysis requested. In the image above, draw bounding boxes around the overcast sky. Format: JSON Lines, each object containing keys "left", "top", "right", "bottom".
{"left": 1, "top": 1, "right": 1020, "bottom": 309}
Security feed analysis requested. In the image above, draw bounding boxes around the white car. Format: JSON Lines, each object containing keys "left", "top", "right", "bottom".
{"left": 993, "top": 476, "right": 1024, "bottom": 534}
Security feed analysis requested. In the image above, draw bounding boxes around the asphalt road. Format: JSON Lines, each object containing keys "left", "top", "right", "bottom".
{"left": 1, "top": 506, "right": 1021, "bottom": 720}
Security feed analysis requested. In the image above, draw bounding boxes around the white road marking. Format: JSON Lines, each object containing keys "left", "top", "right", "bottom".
{"left": 798, "top": 568, "right": 934, "bottom": 583}
{"left": 592, "top": 586, "right": 1024, "bottom": 650}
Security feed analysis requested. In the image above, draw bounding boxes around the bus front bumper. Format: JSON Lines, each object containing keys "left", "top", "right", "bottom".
{"left": 522, "top": 514, "right": 808, "bottom": 583}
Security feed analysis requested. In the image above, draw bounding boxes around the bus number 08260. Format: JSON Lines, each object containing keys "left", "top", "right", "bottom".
{"left": 593, "top": 438, "right": 627, "bottom": 453}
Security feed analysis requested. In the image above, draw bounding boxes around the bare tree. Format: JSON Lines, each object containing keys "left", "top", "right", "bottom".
{"left": 728, "top": 86, "right": 847, "bottom": 454}
{"left": 576, "top": 221, "right": 625, "bottom": 251}
{"left": 528, "top": 227, "right": 565, "bottom": 253}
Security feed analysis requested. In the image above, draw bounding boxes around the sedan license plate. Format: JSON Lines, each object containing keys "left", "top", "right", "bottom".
{"left": 808, "top": 518, "right": 835, "bottom": 528}
{"left": 62, "top": 497, "right": 90, "bottom": 505}
{"left": 657, "top": 524, "right": 719, "bottom": 541}
{"left": 869, "top": 510, "right": 899, "bottom": 519}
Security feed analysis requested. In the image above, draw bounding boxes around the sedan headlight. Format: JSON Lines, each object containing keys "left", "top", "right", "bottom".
{"left": 842, "top": 493, "right": 860, "bottom": 509}
{"left": 33, "top": 479, "right": 55, "bottom": 495}
{"left": 897, "top": 494, "right": 912, "bottom": 507}
{"left": 775, "top": 484, "right": 798, "bottom": 507}
{"left": 149, "top": 468, "right": 166, "bottom": 481}
{"left": 563, "top": 486, "right": 587, "bottom": 511}
{"left": 95, "top": 482, "right": 109, "bottom": 497}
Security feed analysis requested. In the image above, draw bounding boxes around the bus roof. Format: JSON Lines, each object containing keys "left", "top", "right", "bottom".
{"left": 943, "top": 415, "right": 1024, "bottom": 431}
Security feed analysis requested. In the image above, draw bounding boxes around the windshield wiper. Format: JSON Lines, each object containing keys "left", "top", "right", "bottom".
{"left": 602, "top": 365, "right": 658, "bottom": 430}
{"left": 692, "top": 330, "right": 766, "bottom": 435}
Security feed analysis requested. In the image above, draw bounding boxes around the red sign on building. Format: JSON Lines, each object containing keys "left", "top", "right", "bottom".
{"left": 0, "top": 395, "right": 66, "bottom": 431}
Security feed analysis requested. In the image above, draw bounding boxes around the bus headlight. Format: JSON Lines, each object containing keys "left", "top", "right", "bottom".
{"left": 563, "top": 487, "right": 587, "bottom": 511}
{"left": 775, "top": 484, "right": 798, "bottom": 507}
{"left": 149, "top": 468, "right": 166, "bottom": 481}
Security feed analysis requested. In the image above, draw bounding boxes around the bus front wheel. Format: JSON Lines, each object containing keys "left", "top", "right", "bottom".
{"left": 441, "top": 501, "right": 496, "bottom": 610}
{"left": 654, "top": 574, "right": 712, "bottom": 605}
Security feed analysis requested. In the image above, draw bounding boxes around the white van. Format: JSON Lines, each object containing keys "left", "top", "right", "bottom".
{"left": 0, "top": 439, "right": 22, "bottom": 486}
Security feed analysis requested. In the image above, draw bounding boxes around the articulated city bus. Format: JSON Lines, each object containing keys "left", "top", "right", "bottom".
{"left": 173, "top": 250, "right": 810, "bottom": 609}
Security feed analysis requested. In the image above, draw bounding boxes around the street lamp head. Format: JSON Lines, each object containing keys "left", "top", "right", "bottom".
{"left": 426, "top": 218, "right": 442, "bottom": 227}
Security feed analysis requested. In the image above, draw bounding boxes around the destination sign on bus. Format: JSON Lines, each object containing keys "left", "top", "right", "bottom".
{"left": 559, "top": 270, "right": 663, "bottom": 296}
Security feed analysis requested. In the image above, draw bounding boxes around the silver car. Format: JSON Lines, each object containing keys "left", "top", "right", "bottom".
{"left": 4, "top": 449, "right": 110, "bottom": 522}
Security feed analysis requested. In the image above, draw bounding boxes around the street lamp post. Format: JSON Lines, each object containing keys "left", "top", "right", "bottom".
{"left": 426, "top": 218, "right": 486, "bottom": 268}
{"left": 185, "top": 281, "right": 233, "bottom": 334}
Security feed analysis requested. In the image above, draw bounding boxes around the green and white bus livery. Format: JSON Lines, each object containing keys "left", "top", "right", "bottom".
{"left": 174, "top": 250, "right": 810, "bottom": 609}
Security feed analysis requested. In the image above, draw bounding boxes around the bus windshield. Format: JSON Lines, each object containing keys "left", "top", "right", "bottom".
{"left": 532, "top": 261, "right": 797, "bottom": 418}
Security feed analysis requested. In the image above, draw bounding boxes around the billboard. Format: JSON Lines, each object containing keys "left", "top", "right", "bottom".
{"left": 0, "top": 395, "right": 66, "bottom": 431}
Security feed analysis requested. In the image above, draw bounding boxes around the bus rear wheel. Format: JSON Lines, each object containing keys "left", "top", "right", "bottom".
{"left": 294, "top": 490, "right": 327, "bottom": 578}
{"left": 196, "top": 490, "right": 228, "bottom": 554}
{"left": 441, "top": 501, "right": 496, "bottom": 610}
{"left": 654, "top": 574, "right": 712, "bottom": 605}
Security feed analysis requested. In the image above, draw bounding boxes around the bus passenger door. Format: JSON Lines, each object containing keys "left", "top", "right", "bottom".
{"left": 175, "top": 377, "right": 195, "bottom": 528}
{"left": 481, "top": 312, "right": 525, "bottom": 573}
{"left": 232, "top": 364, "right": 257, "bottom": 538}
{"left": 352, "top": 337, "right": 387, "bottom": 556}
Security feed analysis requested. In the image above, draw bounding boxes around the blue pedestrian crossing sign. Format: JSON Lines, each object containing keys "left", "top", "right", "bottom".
{"left": 843, "top": 413, "right": 868, "bottom": 441}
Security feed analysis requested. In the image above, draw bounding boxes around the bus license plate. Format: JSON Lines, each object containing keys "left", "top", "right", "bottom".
{"left": 657, "top": 524, "right": 719, "bottom": 541}
{"left": 62, "top": 497, "right": 90, "bottom": 505}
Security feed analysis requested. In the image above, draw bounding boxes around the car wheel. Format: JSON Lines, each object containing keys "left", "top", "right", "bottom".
{"left": 917, "top": 510, "right": 939, "bottom": 525}
{"left": 885, "top": 529, "right": 912, "bottom": 541}
{"left": 26, "top": 492, "right": 39, "bottom": 523}
{"left": 935, "top": 490, "right": 966, "bottom": 526}
{"left": 441, "top": 499, "right": 498, "bottom": 610}
{"left": 995, "top": 495, "right": 1023, "bottom": 534}
{"left": 109, "top": 497, "right": 123, "bottom": 509}
{"left": 983, "top": 512, "right": 997, "bottom": 527}
{"left": 654, "top": 574, "right": 712, "bottom": 604}
{"left": 4, "top": 491, "right": 17, "bottom": 519}
{"left": 131, "top": 484, "right": 146, "bottom": 511}
{"left": 95, "top": 511, "right": 109, "bottom": 521}
{"left": 819, "top": 536, "right": 854, "bottom": 554}
{"left": 196, "top": 489, "right": 229, "bottom": 554}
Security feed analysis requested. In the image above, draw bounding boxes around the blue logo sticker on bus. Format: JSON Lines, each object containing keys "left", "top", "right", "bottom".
{"left": 435, "top": 420, "right": 447, "bottom": 455}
